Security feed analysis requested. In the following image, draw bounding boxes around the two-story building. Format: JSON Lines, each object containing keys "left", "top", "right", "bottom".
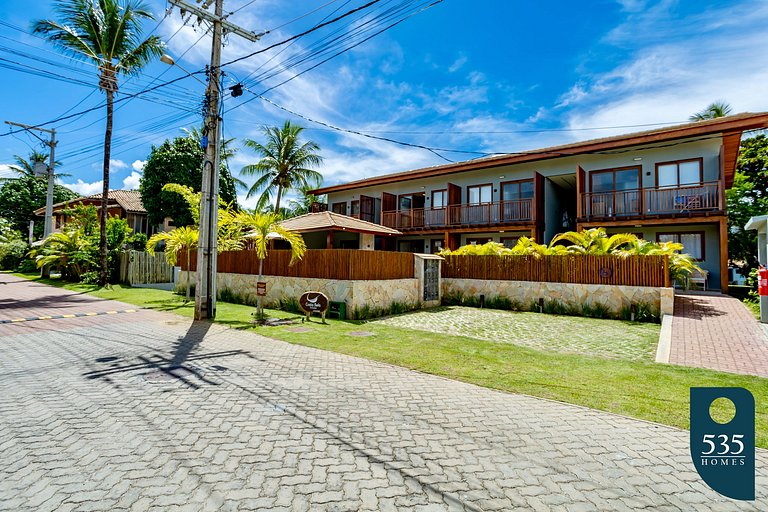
{"left": 311, "top": 112, "right": 768, "bottom": 292}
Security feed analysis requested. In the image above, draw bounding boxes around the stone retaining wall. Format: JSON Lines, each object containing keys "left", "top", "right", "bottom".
{"left": 443, "top": 278, "right": 674, "bottom": 317}
{"left": 177, "top": 272, "right": 420, "bottom": 318}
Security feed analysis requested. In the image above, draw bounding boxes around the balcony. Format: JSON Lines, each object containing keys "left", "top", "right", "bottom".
{"left": 382, "top": 199, "right": 533, "bottom": 231}
{"left": 581, "top": 181, "right": 723, "bottom": 221}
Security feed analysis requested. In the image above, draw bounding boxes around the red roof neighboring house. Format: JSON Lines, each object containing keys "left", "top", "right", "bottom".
{"left": 33, "top": 189, "right": 154, "bottom": 236}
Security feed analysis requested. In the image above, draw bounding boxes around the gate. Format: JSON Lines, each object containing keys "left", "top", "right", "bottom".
{"left": 423, "top": 258, "right": 440, "bottom": 301}
{"left": 119, "top": 251, "right": 173, "bottom": 286}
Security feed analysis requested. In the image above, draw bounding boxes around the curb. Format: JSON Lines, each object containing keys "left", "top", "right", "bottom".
{"left": 655, "top": 313, "right": 673, "bottom": 363}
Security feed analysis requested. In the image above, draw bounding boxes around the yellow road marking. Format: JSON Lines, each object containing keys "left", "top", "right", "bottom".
{"left": 38, "top": 316, "right": 52, "bottom": 320}
{"left": 61, "top": 314, "right": 76, "bottom": 318}
{"left": 84, "top": 312, "right": 98, "bottom": 316}
{"left": 10, "top": 318, "right": 25, "bottom": 322}
{"left": 105, "top": 311, "right": 118, "bottom": 315}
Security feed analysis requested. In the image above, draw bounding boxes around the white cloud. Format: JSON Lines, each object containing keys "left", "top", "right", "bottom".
{"left": 0, "top": 164, "right": 15, "bottom": 180}
{"left": 131, "top": 160, "right": 147, "bottom": 171}
{"left": 448, "top": 55, "right": 468, "bottom": 73}
{"left": 60, "top": 179, "right": 103, "bottom": 196}
{"left": 557, "top": 0, "right": 768, "bottom": 135}
{"left": 122, "top": 171, "right": 142, "bottom": 190}
{"left": 109, "top": 159, "right": 129, "bottom": 170}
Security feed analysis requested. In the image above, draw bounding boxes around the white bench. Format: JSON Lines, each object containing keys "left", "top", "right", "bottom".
{"left": 687, "top": 269, "right": 709, "bottom": 291}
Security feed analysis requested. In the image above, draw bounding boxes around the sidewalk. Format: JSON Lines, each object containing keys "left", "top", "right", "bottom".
{"left": 669, "top": 292, "right": 768, "bottom": 377}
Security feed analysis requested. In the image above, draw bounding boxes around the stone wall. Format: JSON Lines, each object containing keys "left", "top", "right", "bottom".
{"left": 177, "top": 271, "right": 420, "bottom": 318}
{"left": 443, "top": 278, "right": 674, "bottom": 317}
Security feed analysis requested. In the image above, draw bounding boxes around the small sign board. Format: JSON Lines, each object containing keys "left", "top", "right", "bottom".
{"left": 299, "top": 291, "right": 329, "bottom": 323}
{"left": 256, "top": 281, "right": 267, "bottom": 297}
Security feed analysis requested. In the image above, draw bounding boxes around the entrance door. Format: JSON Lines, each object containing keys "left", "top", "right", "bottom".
{"left": 430, "top": 238, "right": 444, "bottom": 254}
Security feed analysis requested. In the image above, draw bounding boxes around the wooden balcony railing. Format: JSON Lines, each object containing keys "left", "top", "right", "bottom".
{"left": 382, "top": 199, "right": 533, "bottom": 230}
{"left": 581, "top": 182, "right": 722, "bottom": 220}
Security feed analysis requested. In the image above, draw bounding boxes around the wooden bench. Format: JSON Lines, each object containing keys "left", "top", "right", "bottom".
{"left": 687, "top": 269, "right": 709, "bottom": 290}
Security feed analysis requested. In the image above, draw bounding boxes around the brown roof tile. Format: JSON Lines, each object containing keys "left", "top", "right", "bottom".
{"left": 279, "top": 211, "right": 401, "bottom": 235}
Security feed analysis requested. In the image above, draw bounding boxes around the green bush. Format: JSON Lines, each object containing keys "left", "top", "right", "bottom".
{"left": 80, "top": 271, "right": 99, "bottom": 285}
{"left": 15, "top": 258, "right": 37, "bottom": 273}
{"left": 352, "top": 301, "right": 419, "bottom": 320}
{"left": 581, "top": 301, "right": 612, "bottom": 319}
{"left": 0, "top": 240, "right": 29, "bottom": 270}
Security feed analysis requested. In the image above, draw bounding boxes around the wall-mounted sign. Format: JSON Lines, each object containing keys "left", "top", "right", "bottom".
{"left": 599, "top": 267, "right": 613, "bottom": 279}
{"left": 256, "top": 281, "right": 267, "bottom": 297}
{"left": 299, "top": 291, "right": 329, "bottom": 323}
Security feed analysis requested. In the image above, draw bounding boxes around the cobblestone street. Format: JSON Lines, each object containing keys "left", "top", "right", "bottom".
{"left": 1, "top": 275, "right": 766, "bottom": 511}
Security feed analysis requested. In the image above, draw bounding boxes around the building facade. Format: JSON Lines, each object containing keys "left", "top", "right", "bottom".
{"left": 312, "top": 113, "right": 768, "bottom": 292}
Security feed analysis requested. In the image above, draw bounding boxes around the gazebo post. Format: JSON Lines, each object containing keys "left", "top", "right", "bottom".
{"left": 326, "top": 230, "right": 334, "bottom": 249}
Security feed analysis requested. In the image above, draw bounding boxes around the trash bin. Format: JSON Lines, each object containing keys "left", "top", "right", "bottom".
{"left": 328, "top": 301, "right": 346, "bottom": 320}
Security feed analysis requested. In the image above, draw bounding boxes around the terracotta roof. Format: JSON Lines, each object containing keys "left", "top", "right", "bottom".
{"left": 279, "top": 211, "right": 401, "bottom": 235}
{"left": 311, "top": 112, "right": 768, "bottom": 194}
{"left": 34, "top": 189, "right": 146, "bottom": 215}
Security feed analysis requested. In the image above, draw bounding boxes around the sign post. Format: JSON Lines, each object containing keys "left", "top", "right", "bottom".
{"left": 299, "top": 291, "right": 329, "bottom": 324}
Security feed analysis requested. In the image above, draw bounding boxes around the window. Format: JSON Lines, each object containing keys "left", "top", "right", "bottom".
{"left": 398, "top": 193, "right": 425, "bottom": 211}
{"left": 466, "top": 237, "right": 492, "bottom": 245}
{"left": 501, "top": 180, "right": 534, "bottom": 201}
{"left": 432, "top": 189, "right": 447, "bottom": 209}
{"left": 350, "top": 200, "right": 360, "bottom": 217}
{"left": 589, "top": 166, "right": 640, "bottom": 192}
{"left": 331, "top": 201, "right": 346, "bottom": 214}
{"left": 500, "top": 236, "right": 520, "bottom": 249}
{"left": 657, "top": 232, "right": 704, "bottom": 260}
{"left": 656, "top": 158, "right": 703, "bottom": 188}
{"left": 467, "top": 184, "right": 492, "bottom": 204}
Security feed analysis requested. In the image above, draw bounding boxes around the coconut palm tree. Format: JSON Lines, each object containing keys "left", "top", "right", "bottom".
{"left": 233, "top": 211, "right": 306, "bottom": 320}
{"left": 689, "top": 101, "right": 733, "bottom": 121}
{"left": 2, "top": 152, "right": 70, "bottom": 184}
{"left": 147, "top": 226, "right": 199, "bottom": 302}
{"left": 240, "top": 121, "right": 323, "bottom": 213}
{"left": 34, "top": 0, "right": 164, "bottom": 286}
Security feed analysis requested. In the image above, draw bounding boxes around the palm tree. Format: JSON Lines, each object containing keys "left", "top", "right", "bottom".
{"left": 689, "top": 101, "right": 733, "bottom": 121}
{"left": 30, "top": 229, "right": 96, "bottom": 281}
{"left": 146, "top": 226, "right": 199, "bottom": 302}
{"left": 550, "top": 228, "right": 637, "bottom": 254}
{"left": 233, "top": 211, "right": 306, "bottom": 320}
{"left": 240, "top": 121, "right": 323, "bottom": 213}
{"left": 2, "top": 151, "right": 68, "bottom": 181}
{"left": 34, "top": 0, "right": 164, "bottom": 286}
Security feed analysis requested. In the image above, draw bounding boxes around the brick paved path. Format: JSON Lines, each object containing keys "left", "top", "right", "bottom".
{"left": 670, "top": 292, "right": 768, "bottom": 377}
{"left": 1, "top": 276, "right": 767, "bottom": 511}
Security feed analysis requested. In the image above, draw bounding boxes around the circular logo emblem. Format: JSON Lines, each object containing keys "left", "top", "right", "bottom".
{"left": 299, "top": 291, "right": 329, "bottom": 314}
{"left": 599, "top": 267, "right": 612, "bottom": 278}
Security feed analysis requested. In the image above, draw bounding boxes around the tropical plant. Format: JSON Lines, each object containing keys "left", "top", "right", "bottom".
{"left": 30, "top": 230, "right": 96, "bottom": 281}
{"left": 689, "top": 101, "right": 733, "bottom": 121}
{"left": 240, "top": 121, "right": 323, "bottom": 212}
{"left": 147, "top": 226, "right": 199, "bottom": 301}
{"left": 550, "top": 228, "right": 637, "bottom": 254}
{"left": 232, "top": 211, "right": 306, "bottom": 319}
{"left": 3, "top": 151, "right": 68, "bottom": 180}
{"left": 285, "top": 183, "right": 326, "bottom": 218}
{"left": 34, "top": 0, "right": 164, "bottom": 286}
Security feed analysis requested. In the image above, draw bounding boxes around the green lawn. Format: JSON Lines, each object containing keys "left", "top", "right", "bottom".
{"left": 11, "top": 272, "right": 768, "bottom": 447}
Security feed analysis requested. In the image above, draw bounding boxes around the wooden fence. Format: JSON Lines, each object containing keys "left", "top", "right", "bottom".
{"left": 181, "top": 249, "right": 415, "bottom": 281}
{"left": 119, "top": 251, "right": 174, "bottom": 285}
{"left": 441, "top": 254, "right": 669, "bottom": 287}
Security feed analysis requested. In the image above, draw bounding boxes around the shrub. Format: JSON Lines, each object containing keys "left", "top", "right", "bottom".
{"left": 15, "top": 258, "right": 36, "bottom": 273}
{"left": 582, "top": 301, "right": 611, "bottom": 319}
{"left": 278, "top": 297, "right": 301, "bottom": 314}
{"left": 0, "top": 240, "right": 29, "bottom": 270}
{"left": 352, "top": 301, "right": 419, "bottom": 320}
{"left": 80, "top": 271, "right": 99, "bottom": 285}
{"left": 485, "top": 295, "right": 512, "bottom": 310}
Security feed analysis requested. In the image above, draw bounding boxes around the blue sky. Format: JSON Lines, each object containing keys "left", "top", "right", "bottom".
{"left": 1, "top": 0, "right": 767, "bottom": 208}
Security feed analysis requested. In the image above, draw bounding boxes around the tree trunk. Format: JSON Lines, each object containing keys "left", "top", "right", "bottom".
{"left": 256, "top": 256, "right": 264, "bottom": 320}
{"left": 98, "top": 89, "right": 114, "bottom": 286}
{"left": 274, "top": 186, "right": 283, "bottom": 215}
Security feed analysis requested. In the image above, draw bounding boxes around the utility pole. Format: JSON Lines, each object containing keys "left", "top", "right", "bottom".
{"left": 168, "top": 0, "right": 262, "bottom": 320}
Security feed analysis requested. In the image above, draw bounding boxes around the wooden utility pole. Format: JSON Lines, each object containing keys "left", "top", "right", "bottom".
{"left": 168, "top": 0, "right": 262, "bottom": 320}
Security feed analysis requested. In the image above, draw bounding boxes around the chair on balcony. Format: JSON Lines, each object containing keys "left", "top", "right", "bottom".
{"left": 674, "top": 194, "right": 702, "bottom": 213}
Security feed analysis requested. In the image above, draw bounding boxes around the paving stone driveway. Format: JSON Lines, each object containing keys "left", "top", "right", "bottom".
{"left": 375, "top": 306, "right": 659, "bottom": 361}
{"left": 1, "top": 280, "right": 767, "bottom": 510}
